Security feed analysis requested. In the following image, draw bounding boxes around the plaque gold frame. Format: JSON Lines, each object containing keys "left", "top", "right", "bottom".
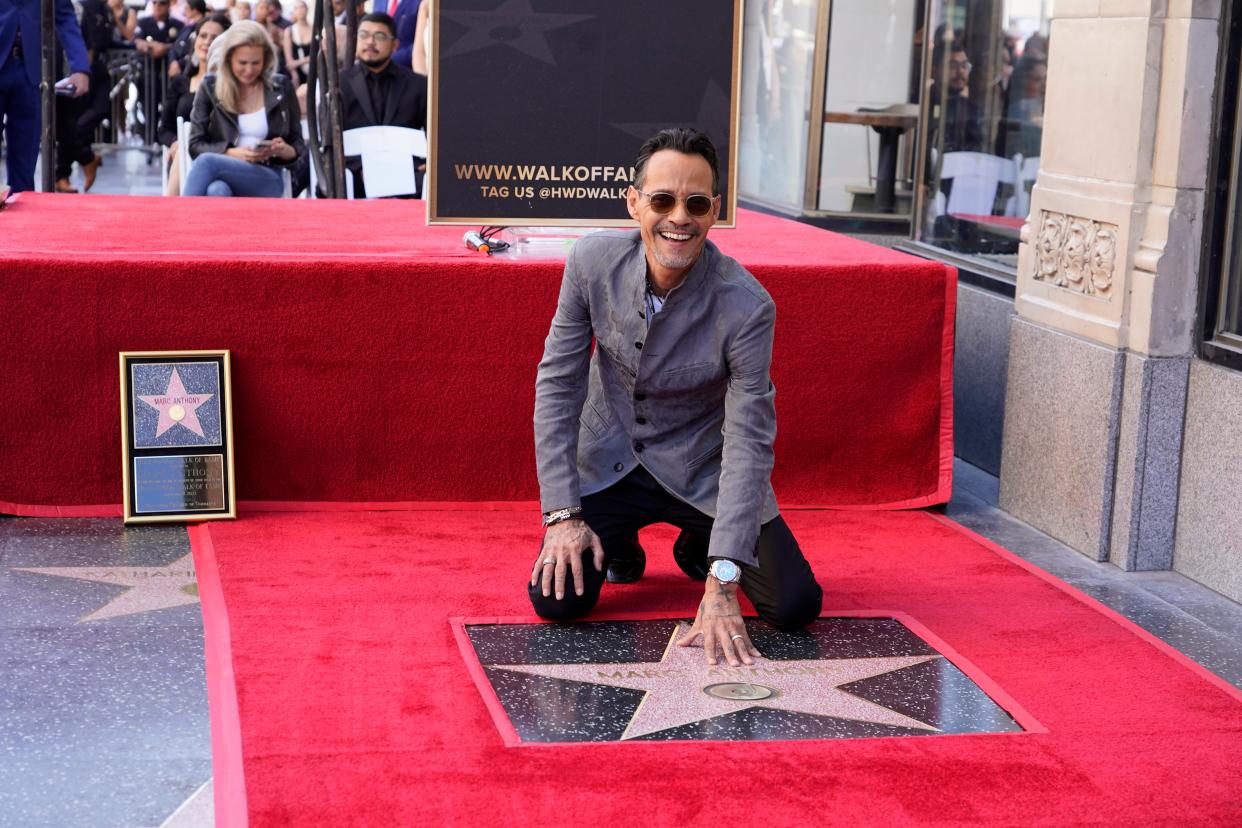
{"left": 119, "top": 350, "right": 237, "bottom": 524}
{"left": 426, "top": 0, "right": 742, "bottom": 228}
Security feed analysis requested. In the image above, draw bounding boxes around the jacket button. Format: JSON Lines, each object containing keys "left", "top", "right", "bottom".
{"left": 613, "top": 462, "right": 624, "bottom": 472}
{"left": 634, "top": 442, "right": 644, "bottom": 453}
{"left": 634, "top": 392, "right": 646, "bottom": 401}
{"left": 634, "top": 341, "right": 643, "bottom": 350}
{"left": 636, "top": 417, "right": 647, "bottom": 425}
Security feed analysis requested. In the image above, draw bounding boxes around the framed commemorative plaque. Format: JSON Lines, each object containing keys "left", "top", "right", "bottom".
{"left": 119, "top": 351, "right": 236, "bottom": 524}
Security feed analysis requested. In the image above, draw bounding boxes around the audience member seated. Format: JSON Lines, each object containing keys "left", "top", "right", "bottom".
{"left": 169, "top": 0, "right": 207, "bottom": 74}
{"left": 160, "top": 13, "right": 230, "bottom": 195}
{"left": 339, "top": 12, "right": 427, "bottom": 197}
{"left": 261, "top": 0, "right": 290, "bottom": 30}
{"left": 255, "top": 0, "right": 289, "bottom": 74}
{"left": 929, "top": 38, "right": 982, "bottom": 154}
{"left": 282, "top": 0, "right": 312, "bottom": 85}
{"left": 184, "top": 20, "right": 304, "bottom": 197}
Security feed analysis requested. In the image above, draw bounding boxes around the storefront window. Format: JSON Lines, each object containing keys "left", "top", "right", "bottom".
{"left": 914, "top": 0, "right": 1053, "bottom": 271}
{"left": 1204, "top": 1, "right": 1242, "bottom": 365}
{"left": 738, "top": 0, "right": 821, "bottom": 210}
{"left": 818, "top": 0, "right": 923, "bottom": 217}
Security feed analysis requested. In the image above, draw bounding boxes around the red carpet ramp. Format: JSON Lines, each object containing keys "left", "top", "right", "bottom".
{"left": 0, "top": 194, "right": 953, "bottom": 512}
{"left": 190, "top": 511, "right": 1242, "bottom": 826}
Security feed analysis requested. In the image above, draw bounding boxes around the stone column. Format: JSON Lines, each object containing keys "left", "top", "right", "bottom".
{"left": 999, "top": 0, "right": 1221, "bottom": 567}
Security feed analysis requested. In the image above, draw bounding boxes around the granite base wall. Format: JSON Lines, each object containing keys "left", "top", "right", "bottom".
{"left": 999, "top": 318, "right": 1124, "bottom": 561}
{"left": 952, "top": 285, "right": 1014, "bottom": 476}
{"left": 1173, "top": 359, "right": 1242, "bottom": 603}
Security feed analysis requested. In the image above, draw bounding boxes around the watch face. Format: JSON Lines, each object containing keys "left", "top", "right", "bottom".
{"left": 712, "top": 560, "right": 740, "bottom": 583}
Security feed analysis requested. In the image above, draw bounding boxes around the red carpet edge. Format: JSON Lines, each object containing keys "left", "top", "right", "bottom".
{"left": 927, "top": 513, "right": 1242, "bottom": 703}
{"left": 188, "top": 524, "right": 250, "bottom": 828}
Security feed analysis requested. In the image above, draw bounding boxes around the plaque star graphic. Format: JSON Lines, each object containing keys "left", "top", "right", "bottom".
{"left": 610, "top": 79, "right": 731, "bottom": 143}
{"left": 440, "top": 0, "right": 593, "bottom": 66}
{"left": 138, "top": 368, "right": 214, "bottom": 438}
{"left": 494, "top": 624, "right": 941, "bottom": 739}
{"left": 13, "top": 553, "right": 199, "bottom": 623}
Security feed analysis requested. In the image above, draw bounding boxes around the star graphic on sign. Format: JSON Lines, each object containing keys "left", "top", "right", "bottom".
{"left": 439, "top": 0, "right": 593, "bottom": 66}
{"left": 138, "top": 367, "right": 214, "bottom": 438}
{"left": 493, "top": 624, "right": 941, "bottom": 739}
{"left": 13, "top": 553, "right": 199, "bottom": 623}
{"left": 610, "top": 79, "right": 731, "bottom": 143}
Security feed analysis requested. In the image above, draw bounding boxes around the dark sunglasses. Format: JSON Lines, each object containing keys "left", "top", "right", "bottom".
{"left": 634, "top": 188, "right": 716, "bottom": 217}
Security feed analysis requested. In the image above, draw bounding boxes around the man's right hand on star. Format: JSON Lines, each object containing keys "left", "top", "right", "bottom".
{"left": 531, "top": 519, "right": 604, "bottom": 601}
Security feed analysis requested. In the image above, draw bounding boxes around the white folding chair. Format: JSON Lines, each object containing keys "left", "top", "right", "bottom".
{"left": 341, "top": 126, "right": 427, "bottom": 199}
{"left": 177, "top": 117, "right": 193, "bottom": 194}
{"left": 1009, "top": 154, "right": 1040, "bottom": 218}
{"left": 935, "top": 151, "right": 1015, "bottom": 217}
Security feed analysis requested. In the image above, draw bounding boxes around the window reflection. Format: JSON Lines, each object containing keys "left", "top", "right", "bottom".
{"left": 819, "top": 0, "right": 923, "bottom": 216}
{"left": 918, "top": 1, "right": 1053, "bottom": 270}
{"left": 739, "top": 0, "right": 820, "bottom": 210}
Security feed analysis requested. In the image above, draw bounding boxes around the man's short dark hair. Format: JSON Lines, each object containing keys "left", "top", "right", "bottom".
{"left": 186, "top": 0, "right": 208, "bottom": 15}
{"left": 633, "top": 128, "right": 720, "bottom": 196}
{"left": 360, "top": 11, "right": 396, "bottom": 37}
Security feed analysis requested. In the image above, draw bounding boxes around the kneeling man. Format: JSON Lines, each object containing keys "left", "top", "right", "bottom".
{"left": 530, "top": 128, "right": 823, "bottom": 667}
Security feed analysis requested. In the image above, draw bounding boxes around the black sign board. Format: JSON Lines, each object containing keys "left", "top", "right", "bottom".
{"left": 428, "top": 0, "right": 741, "bottom": 226}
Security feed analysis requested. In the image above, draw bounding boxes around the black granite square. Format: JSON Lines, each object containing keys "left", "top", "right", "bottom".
{"left": 461, "top": 616, "right": 1029, "bottom": 744}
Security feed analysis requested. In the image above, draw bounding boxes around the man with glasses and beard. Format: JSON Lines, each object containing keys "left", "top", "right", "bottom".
{"left": 531, "top": 128, "right": 824, "bottom": 668}
{"left": 338, "top": 11, "right": 426, "bottom": 197}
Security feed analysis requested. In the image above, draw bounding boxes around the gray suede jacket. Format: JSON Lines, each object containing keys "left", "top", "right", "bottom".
{"left": 534, "top": 230, "right": 780, "bottom": 567}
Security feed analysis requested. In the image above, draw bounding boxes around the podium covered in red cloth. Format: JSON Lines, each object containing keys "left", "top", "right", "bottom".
{"left": 0, "top": 194, "right": 955, "bottom": 513}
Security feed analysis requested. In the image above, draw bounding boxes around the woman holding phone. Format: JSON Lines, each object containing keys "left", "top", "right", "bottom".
{"left": 160, "top": 14, "right": 230, "bottom": 195}
{"left": 183, "top": 20, "right": 303, "bottom": 197}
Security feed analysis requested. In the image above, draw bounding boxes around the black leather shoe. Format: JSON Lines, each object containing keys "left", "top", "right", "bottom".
{"left": 605, "top": 537, "right": 646, "bottom": 584}
{"left": 672, "top": 529, "right": 710, "bottom": 581}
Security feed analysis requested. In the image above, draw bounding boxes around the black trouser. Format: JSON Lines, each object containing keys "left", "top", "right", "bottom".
{"left": 529, "top": 466, "right": 823, "bottom": 630}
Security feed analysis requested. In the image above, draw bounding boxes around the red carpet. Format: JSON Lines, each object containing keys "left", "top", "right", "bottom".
{"left": 190, "top": 510, "right": 1242, "bottom": 827}
{"left": 0, "top": 193, "right": 953, "bottom": 512}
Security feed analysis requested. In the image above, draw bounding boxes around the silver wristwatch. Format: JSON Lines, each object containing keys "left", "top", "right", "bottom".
{"left": 708, "top": 558, "right": 741, "bottom": 585}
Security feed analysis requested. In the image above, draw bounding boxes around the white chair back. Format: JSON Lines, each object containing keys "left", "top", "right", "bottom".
{"left": 938, "top": 151, "right": 1015, "bottom": 216}
{"left": 1010, "top": 155, "right": 1040, "bottom": 218}
{"left": 177, "top": 117, "right": 193, "bottom": 194}
{"left": 342, "top": 126, "right": 426, "bottom": 199}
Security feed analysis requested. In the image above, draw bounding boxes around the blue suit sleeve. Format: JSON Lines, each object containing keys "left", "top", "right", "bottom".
{"left": 55, "top": 0, "right": 90, "bottom": 73}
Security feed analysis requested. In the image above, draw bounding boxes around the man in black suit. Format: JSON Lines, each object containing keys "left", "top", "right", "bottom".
{"left": 339, "top": 12, "right": 426, "bottom": 197}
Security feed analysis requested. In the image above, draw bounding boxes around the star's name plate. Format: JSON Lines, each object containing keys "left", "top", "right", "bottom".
{"left": 120, "top": 351, "right": 236, "bottom": 524}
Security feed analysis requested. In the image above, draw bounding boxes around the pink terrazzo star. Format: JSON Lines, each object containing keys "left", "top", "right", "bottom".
{"left": 494, "top": 623, "right": 942, "bottom": 739}
{"left": 138, "top": 368, "right": 214, "bottom": 438}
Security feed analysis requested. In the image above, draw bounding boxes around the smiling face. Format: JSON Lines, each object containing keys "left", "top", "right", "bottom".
{"left": 229, "top": 44, "right": 265, "bottom": 87}
{"left": 193, "top": 20, "right": 225, "bottom": 62}
{"left": 626, "top": 150, "right": 719, "bottom": 286}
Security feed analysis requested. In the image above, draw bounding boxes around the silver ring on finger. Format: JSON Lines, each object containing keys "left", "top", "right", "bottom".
{"left": 543, "top": 558, "right": 555, "bottom": 566}
{"left": 730, "top": 634, "right": 744, "bottom": 642}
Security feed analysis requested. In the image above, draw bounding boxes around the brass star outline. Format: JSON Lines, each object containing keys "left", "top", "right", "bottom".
{"left": 493, "top": 623, "right": 942, "bottom": 740}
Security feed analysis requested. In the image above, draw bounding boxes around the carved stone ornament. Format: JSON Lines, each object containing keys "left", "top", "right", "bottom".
{"left": 1031, "top": 210, "right": 1118, "bottom": 299}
